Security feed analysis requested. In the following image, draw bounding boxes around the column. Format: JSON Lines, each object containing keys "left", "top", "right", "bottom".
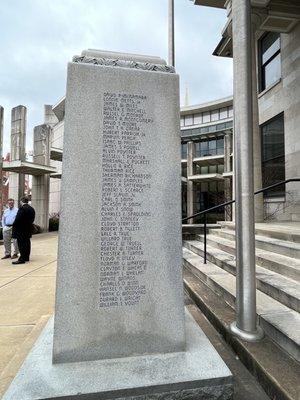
{"left": 230, "top": 0, "right": 264, "bottom": 341}
{"left": 0, "top": 106, "right": 3, "bottom": 212}
{"left": 224, "top": 132, "right": 232, "bottom": 221}
{"left": 187, "top": 141, "right": 195, "bottom": 224}
{"left": 232, "top": 129, "right": 236, "bottom": 222}
{"left": 31, "top": 124, "right": 51, "bottom": 231}
{"left": 44, "top": 105, "right": 58, "bottom": 127}
{"left": 9, "top": 105, "right": 26, "bottom": 202}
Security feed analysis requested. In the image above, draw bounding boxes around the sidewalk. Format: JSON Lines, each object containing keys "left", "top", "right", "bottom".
{"left": 0, "top": 232, "right": 58, "bottom": 397}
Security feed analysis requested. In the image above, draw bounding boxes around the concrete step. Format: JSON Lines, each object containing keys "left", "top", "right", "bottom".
{"left": 183, "top": 269, "right": 300, "bottom": 400}
{"left": 210, "top": 228, "right": 300, "bottom": 259}
{"left": 183, "top": 240, "right": 300, "bottom": 313}
{"left": 182, "top": 247, "right": 300, "bottom": 363}
{"left": 218, "top": 221, "right": 300, "bottom": 243}
{"left": 196, "top": 233, "right": 300, "bottom": 282}
{"left": 186, "top": 303, "right": 270, "bottom": 400}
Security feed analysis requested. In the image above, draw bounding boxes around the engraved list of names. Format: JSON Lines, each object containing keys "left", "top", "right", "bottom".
{"left": 99, "top": 92, "right": 153, "bottom": 308}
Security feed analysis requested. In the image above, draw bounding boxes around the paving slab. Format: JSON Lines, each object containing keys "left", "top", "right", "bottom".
{"left": 0, "top": 325, "right": 33, "bottom": 373}
{"left": 0, "top": 232, "right": 58, "bottom": 387}
{"left": 0, "top": 276, "right": 56, "bottom": 326}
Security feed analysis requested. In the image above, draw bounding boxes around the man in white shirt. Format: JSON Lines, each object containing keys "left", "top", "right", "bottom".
{"left": 2, "top": 198, "right": 19, "bottom": 259}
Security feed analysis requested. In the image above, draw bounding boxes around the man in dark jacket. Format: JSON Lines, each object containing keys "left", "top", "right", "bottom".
{"left": 12, "top": 197, "right": 35, "bottom": 264}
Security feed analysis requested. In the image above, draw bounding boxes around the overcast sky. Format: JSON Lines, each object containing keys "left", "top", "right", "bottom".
{"left": 0, "top": 0, "right": 232, "bottom": 154}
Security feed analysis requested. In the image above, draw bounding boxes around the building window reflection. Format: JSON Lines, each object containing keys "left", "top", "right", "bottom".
{"left": 194, "top": 136, "right": 224, "bottom": 157}
{"left": 181, "top": 142, "right": 187, "bottom": 159}
{"left": 259, "top": 32, "right": 281, "bottom": 92}
{"left": 261, "top": 113, "right": 285, "bottom": 197}
{"left": 193, "top": 181, "right": 225, "bottom": 222}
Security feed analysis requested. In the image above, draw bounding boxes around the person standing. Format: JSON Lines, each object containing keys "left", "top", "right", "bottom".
{"left": 12, "top": 197, "right": 35, "bottom": 265}
{"left": 1, "top": 198, "right": 19, "bottom": 259}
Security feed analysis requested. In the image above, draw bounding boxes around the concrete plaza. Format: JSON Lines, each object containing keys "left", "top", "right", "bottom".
{"left": 0, "top": 232, "right": 57, "bottom": 397}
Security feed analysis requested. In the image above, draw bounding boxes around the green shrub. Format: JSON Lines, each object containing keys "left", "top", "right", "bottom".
{"left": 32, "top": 224, "right": 42, "bottom": 235}
{"left": 49, "top": 213, "right": 59, "bottom": 231}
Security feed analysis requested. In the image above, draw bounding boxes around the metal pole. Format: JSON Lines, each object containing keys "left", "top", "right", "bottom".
{"left": 168, "top": 0, "right": 175, "bottom": 67}
{"left": 187, "top": 141, "right": 195, "bottom": 224}
{"left": 204, "top": 213, "right": 207, "bottom": 264}
{"left": 230, "top": 0, "right": 264, "bottom": 341}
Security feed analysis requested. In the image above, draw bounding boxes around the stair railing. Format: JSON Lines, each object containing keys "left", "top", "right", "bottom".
{"left": 182, "top": 177, "right": 300, "bottom": 264}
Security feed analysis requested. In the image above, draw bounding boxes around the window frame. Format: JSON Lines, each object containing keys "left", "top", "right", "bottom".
{"left": 261, "top": 112, "right": 285, "bottom": 198}
{"left": 259, "top": 32, "right": 281, "bottom": 92}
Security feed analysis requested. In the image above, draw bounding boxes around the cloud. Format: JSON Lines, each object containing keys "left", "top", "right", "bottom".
{"left": 0, "top": 0, "right": 232, "bottom": 154}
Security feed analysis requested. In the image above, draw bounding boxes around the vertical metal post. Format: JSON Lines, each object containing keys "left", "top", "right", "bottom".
{"left": 168, "top": 0, "right": 175, "bottom": 67}
{"left": 230, "top": 0, "right": 264, "bottom": 341}
{"left": 203, "top": 213, "right": 207, "bottom": 264}
{"left": 187, "top": 141, "right": 195, "bottom": 224}
{"left": 224, "top": 133, "right": 232, "bottom": 221}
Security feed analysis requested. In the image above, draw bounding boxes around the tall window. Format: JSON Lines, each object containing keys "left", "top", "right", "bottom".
{"left": 259, "top": 32, "right": 281, "bottom": 91}
{"left": 194, "top": 137, "right": 224, "bottom": 157}
{"left": 181, "top": 143, "right": 187, "bottom": 159}
{"left": 261, "top": 113, "right": 285, "bottom": 197}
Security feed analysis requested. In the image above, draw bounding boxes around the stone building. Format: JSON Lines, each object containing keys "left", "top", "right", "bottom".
{"left": 193, "top": 0, "right": 300, "bottom": 221}
{"left": 180, "top": 97, "right": 233, "bottom": 222}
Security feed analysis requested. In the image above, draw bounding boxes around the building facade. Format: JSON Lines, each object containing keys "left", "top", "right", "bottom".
{"left": 193, "top": 0, "right": 300, "bottom": 221}
{"left": 180, "top": 97, "right": 233, "bottom": 223}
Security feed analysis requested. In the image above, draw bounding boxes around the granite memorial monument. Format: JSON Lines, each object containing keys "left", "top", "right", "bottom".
{"left": 3, "top": 49, "right": 233, "bottom": 400}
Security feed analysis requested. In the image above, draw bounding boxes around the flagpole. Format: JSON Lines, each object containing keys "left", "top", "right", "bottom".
{"left": 168, "top": 0, "right": 175, "bottom": 66}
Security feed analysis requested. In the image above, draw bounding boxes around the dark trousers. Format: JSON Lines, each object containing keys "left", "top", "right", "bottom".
{"left": 17, "top": 237, "right": 31, "bottom": 261}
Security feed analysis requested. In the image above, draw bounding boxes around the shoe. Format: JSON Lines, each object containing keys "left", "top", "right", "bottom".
{"left": 1, "top": 255, "right": 11, "bottom": 259}
{"left": 12, "top": 260, "right": 26, "bottom": 265}
{"left": 11, "top": 254, "right": 18, "bottom": 259}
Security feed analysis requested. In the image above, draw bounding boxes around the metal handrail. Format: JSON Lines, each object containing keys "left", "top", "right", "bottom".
{"left": 182, "top": 177, "right": 300, "bottom": 264}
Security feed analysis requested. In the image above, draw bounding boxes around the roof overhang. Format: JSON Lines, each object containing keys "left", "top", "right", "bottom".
{"left": 181, "top": 96, "right": 233, "bottom": 115}
{"left": 52, "top": 97, "right": 65, "bottom": 122}
{"left": 213, "top": 36, "right": 232, "bottom": 58}
{"left": 188, "top": 173, "right": 224, "bottom": 182}
{"left": 223, "top": 171, "right": 233, "bottom": 178}
{"left": 193, "top": 155, "right": 225, "bottom": 166}
{"left": 195, "top": 0, "right": 300, "bottom": 58}
{"left": 181, "top": 126, "right": 233, "bottom": 141}
{"left": 50, "top": 172, "right": 62, "bottom": 179}
{"left": 3, "top": 161, "right": 57, "bottom": 176}
{"left": 193, "top": 0, "right": 226, "bottom": 9}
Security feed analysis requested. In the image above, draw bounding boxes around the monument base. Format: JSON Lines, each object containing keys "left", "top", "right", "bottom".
{"left": 3, "top": 310, "right": 233, "bottom": 400}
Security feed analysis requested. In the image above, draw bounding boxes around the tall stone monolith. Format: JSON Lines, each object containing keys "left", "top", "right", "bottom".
{"left": 9, "top": 105, "right": 26, "bottom": 201}
{"left": 31, "top": 124, "right": 51, "bottom": 231}
{"left": 3, "top": 50, "right": 232, "bottom": 400}
{"left": 53, "top": 50, "right": 186, "bottom": 362}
